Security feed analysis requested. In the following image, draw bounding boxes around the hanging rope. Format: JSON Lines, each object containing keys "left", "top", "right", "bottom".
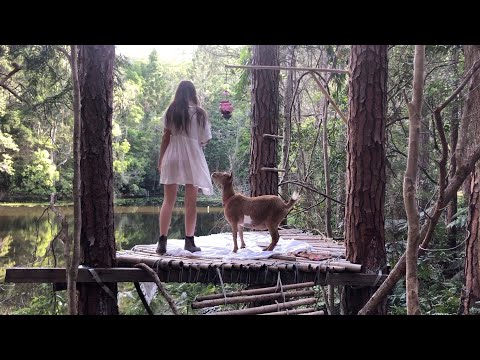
{"left": 276, "top": 272, "right": 286, "bottom": 304}
{"left": 419, "top": 230, "right": 469, "bottom": 252}
{"left": 275, "top": 272, "right": 288, "bottom": 314}
{"left": 215, "top": 267, "right": 228, "bottom": 306}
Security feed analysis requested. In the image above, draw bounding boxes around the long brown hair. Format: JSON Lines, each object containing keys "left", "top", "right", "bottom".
{"left": 165, "top": 80, "right": 207, "bottom": 135}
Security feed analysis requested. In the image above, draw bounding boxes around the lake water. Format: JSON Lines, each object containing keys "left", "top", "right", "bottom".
{"left": 0, "top": 204, "right": 227, "bottom": 314}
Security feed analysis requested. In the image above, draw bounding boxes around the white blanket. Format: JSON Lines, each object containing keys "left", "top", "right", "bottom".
{"left": 135, "top": 232, "right": 312, "bottom": 305}
{"left": 132, "top": 231, "right": 312, "bottom": 261}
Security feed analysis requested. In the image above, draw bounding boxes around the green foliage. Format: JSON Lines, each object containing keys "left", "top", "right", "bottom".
{"left": 386, "top": 213, "right": 465, "bottom": 315}
{"left": 1, "top": 44, "right": 475, "bottom": 315}
{"left": 21, "top": 149, "right": 59, "bottom": 195}
{"left": 12, "top": 284, "right": 67, "bottom": 315}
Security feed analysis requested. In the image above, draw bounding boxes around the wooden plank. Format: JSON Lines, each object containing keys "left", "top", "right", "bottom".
{"left": 5, "top": 267, "right": 153, "bottom": 283}
{"left": 5, "top": 266, "right": 387, "bottom": 287}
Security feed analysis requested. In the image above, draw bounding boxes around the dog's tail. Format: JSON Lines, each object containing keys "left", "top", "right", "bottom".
{"left": 285, "top": 190, "right": 300, "bottom": 210}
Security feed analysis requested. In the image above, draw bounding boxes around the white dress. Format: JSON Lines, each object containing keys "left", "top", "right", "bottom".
{"left": 160, "top": 106, "right": 214, "bottom": 195}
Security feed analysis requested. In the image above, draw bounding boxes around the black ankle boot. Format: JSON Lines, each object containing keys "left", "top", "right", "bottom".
{"left": 156, "top": 235, "right": 167, "bottom": 254}
{"left": 184, "top": 236, "right": 201, "bottom": 252}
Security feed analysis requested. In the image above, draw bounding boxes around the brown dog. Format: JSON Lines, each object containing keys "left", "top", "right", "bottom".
{"left": 211, "top": 171, "right": 299, "bottom": 253}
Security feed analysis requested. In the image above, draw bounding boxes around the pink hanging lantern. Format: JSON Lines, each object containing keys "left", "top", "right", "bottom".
{"left": 219, "top": 90, "right": 233, "bottom": 119}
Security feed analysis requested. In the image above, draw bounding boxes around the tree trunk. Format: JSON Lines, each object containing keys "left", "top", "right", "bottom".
{"left": 457, "top": 45, "right": 478, "bottom": 201}
{"left": 447, "top": 104, "right": 459, "bottom": 247}
{"left": 404, "top": 45, "right": 425, "bottom": 315}
{"left": 343, "top": 45, "right": 388, "bottom": 315}
{"left": 280, "top": 45, "right": 295, "bottom": 200}
{"left": 336, "top": 130, "right": 346, "bottom": 230}
{"left": 322, "top": 100, "right": 332, "bottom": 237}
{"left": 316, "top": 47, "right": 333, "bottom": 237}
{"left": 68, "top": 45, "right": 82, "bottom": 315}
{"left": 446, "top": 47, "right": 460, "bottom": 249}
{"left": 249, "top": 45, "right": 280, "bottom": 197}
{"left": 359, "top": 45, "right": 480, "bottom": 315}
{"left": 78, "top": 45, "right": 118, "bottom": 315}
{"left": 460, "top": 45, "right": 480, "bottom": 314}
{"left": 417, "top": 117, "right": 430, "bottom": 210}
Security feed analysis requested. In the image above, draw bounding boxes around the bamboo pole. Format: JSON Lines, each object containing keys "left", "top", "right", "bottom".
{"left": 261, "top": 167, "right": 286, "bottom": 172}
{"left": 117, "top": 254, "right": 160, "bottom": 268}
{"left": 225, "top": 64, "right": 350, "bottom": 75}
{"left": 310, "top": 71, "right": 348, "bottom": 124}
{"left": 192, "top": 290, "right": 315, "bottom": 309}
{"left": 300, "top": 310, "right": 325, "bottom": 315}
{"left": 196, "top": 282, "right": 315, "bottom": 301}
{"left": 212, "top": 298, "right": 317, "bottom": 315}
{"left": 263, "top": 134, "right": 284, "bottom": 139}
{"left": 261, "top": 307, "right": 316, "bottom": 315}
{"left": 271, "top": 254, "right": 297, "bottom": 261}
{"left": 326, "top": 262, "right": 362, "bottom": 272}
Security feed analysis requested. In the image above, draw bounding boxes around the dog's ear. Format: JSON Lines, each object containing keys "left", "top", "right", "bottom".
{"left": 228, "top": 171, "right": 232, "bottom": 179}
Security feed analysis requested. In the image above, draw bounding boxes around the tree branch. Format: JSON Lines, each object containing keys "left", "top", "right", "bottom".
{"left": 359, "top": 103, "right": 480, "bottom": 315}
{"left": 135, "top": 263, "right": 180, "bottom": 315}
{"left": 54, "top": 46, "right": 72, "bottom": 62}
{"left": 437, "top": 56, "right": 480, "bottom": 112}
{"left": 404, "top": 45, "right": 425, "bottom": 315}
{"left": 0, "top": 62, "right": 22, "bottom": 85}
{"left": 0, "top": 63, "right": 26, "bottom": 102}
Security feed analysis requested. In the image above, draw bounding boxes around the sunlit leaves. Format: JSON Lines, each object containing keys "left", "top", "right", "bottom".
{"left": 21, "top": 149, "right": 59, "bottom": 195}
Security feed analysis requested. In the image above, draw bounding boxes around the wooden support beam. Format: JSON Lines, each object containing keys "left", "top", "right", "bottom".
{"left": 225, "top": 64, "right": 349, "bottom": 124}
{"left": 5, "top": 267, "right": 153, "bottom": 283}
{"left": 261, "top": 167, "right": 286, "bottom": 172}
{"left": 225, "top": 64, "right": 350, "bottom": 75}
{"left": 5, "top": 266, "right": 387, "bottom": 287}
{"left": 263, "top": 134, "right": 284, "bottom": 139}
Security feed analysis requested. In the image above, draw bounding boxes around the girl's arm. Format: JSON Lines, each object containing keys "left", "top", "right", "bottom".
{"left": 158, "top": 128, "right": 172, "bottom": 171}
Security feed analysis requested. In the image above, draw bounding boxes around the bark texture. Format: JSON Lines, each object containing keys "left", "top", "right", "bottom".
{"left": 344, "top": 45, "right": 388, "bottom": 315}
{"left": 249, "top": 45, "right": 280, "bottom": 197}
{"left": 460, "top": 45, "right": 480, "bottom": 314}
{"left": 78, "top": 45, "right": 118, "bottom": 315}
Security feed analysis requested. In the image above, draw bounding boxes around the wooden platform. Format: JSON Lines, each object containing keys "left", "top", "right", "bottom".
{"left": 115, "top": 229, "right": 387, "bottom": 287}
{"left": 5, "top": 229, "right": 387, "bottom": 288}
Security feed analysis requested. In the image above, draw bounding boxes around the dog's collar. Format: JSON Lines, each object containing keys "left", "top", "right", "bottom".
{"left": 222, "top": 195, "right": 234, "bottom": 207}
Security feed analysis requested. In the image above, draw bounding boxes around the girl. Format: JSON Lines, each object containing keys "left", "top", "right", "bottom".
{"left": 156, "top": 80, "right": 213, "bottom": 254}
